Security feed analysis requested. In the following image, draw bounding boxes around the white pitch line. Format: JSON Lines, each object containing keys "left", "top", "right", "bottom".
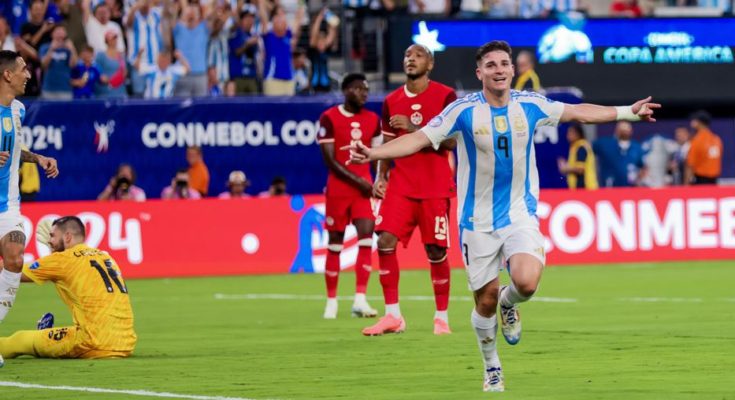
{"left": 618, "top": 297, "right": 703, "bottom": 303}
{"left": 213, "top": 293, "right": 577, "bottom": 303}
{"left": 0, "top": 381, "right": 271, "bottom": 400}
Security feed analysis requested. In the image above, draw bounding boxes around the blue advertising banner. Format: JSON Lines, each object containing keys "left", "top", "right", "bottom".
{"left": 21, "top": 94, "right": 578, "bottom": 201}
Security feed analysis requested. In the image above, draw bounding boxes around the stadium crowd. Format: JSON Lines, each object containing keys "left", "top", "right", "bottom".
{"left": 0, "top": 0, "right": 732, "bottom": 99}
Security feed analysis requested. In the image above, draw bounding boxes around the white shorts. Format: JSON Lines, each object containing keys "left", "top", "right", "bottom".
{"left": 460, "top": 218, "right": 546, "bottom": 291}
{"left": 0, "top": 214, "right": 25, "bottom": 241}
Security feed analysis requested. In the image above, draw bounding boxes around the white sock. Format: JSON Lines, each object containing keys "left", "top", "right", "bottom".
{"left": 434, "top": 310, "right": 448, "bottom": 323}
{"left": 500, "top": 284, "right": 531, "bottom": 308}
{"left": 471, "top": 309, "right": 500, "bottom": 370}
{"left": 326, "top": 297, "right": 338, "bottom": 307}
{"left": 385, "top": 303, "right": 401, "bottom": 318}
{"left": 354, "top": 293, "right": 367, "bottom": 304}
{"left": 0, "top": 269, "right": 22, "bottom": 322}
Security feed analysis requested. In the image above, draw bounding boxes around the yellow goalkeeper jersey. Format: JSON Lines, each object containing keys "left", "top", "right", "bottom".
{"left": 23, "top": 244, "right": 137, "bottom": 353}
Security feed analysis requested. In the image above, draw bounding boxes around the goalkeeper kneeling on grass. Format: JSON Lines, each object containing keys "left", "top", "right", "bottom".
{"left": 0, "top": 216, "right": 136, "bottom": 363}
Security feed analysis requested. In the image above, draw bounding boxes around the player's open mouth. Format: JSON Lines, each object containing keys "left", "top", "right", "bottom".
{"left": 493, "top": 77, "right": 507, "bottom": 82}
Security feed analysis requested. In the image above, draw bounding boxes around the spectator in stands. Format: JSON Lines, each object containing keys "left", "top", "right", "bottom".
{"left": 696, "top": 0, "right": 731, "bottom": 14}
{"left": 218, "top": 170, "right": 251, "bottom": 199}
{"left": 458, "top": 0, "right": 488, "bottom": 18}
{"left": 57, "top": 0, "right": 87, "bottom": 51}
{"left": 610, "top": 0, "right": 643, "bottom": 17}
{"left": 641, "top": 134, "right": 677, "bottom": 187}
{"left": 71, "top": 45, "right": 101, "bottom": 99}
{"left": 82, "top": 0, "right": 125, "bottom": 54}
{"left": 409, "top": 0, "right": 451, "bottom": 14}
{"left": 541, "top": 0, "right": 588, "bottom": 16}
{"left": 514, "top": 50, "right": 540, "bottom": 92}
{"left": 593, "top": 121, "right": 647, "bottom": 187}
{"left": 557, "top": 124, "right": 598, "bottom": 190}
{"left": 685, "top": 110, "right": 723, "bottom": 185}
{"left": 517, "top": 0, "right": 546, "bottom": 18}
{"left": 40, "top": 25, "right": 77, "bottom": 99}
{"left": 161, "top": 168, "right": 201, "bottom": 199}
{"left": 670, "top": 126, "right": 690, "bottom": 185}
{"left": 292, "top": 47, "right": 309, "bottom": 94}
{"left": 308, "top": 8, "right": 337, "bottom": 94}
{"left": 227, "top": 5, "right": 258, "bottom": 94}
{"left": 21, "top": 0, "right": 52, "bottom": 96}
{"left": 259, "top": 176, "right": 287, "bottom": 197}
{"left": 19, "top": 144, "right": 40, "bottom": 202}
{"left": 171, "top": 2, "right": 211, "bottom": 97}
{"left": 1, "top": 16, "right": 38, "bottom": 61}
{"left": 1, "top": 1, "right": 30, "bottom": 34}
{"left": 94, "top": 30, "right": 127, "bottom": 98}
{"left": 98, "top": 163, "right": 147, "bottom": 201}
{"left": 257, "top": 3, "right": 304, "bottom": 96}
{"left": 21, "top": 0, "right": 52, "bottom": 51}
{"left": 125, "top": 0, "right": 163, "bottom": 97}
{"left": 223, "top": 79, "right": 236, "bottom": 96}
{"left": 104, "top": 0, "right": 125, "bottom": 26}
{"left": 186, "top": 145, "right": 209, "bottom": 196}
{"left": 136, "top": 49, "right": 190, "bottom": 99}
{"left": 207, "top": 2, "right": 230, "bottom": 96}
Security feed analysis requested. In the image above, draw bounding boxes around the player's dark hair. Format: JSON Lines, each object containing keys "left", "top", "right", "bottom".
{"left": 690, "top": 110, "right": 711, "bottom": 127}
{"left": 567, "top": 124, "right": 585, "bottom": 140}
{"left": 476, "top": 41, "right": 513, "bottom": 63}
{"left": 53, "top": 216, "right": 86, "bottom": 239}
{"left": 0, "top": 50, "right": 21, "bottom": 76}
{"left": 341, "top": 73, "right": 367, "bottom": 91}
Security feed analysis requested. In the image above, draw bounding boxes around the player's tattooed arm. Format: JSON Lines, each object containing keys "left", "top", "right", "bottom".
{"left": 7, "top": 231, "right": 26, "bottom": 245}
{"left": 21, "top": 150, "right": 60, "bottom": 178}
{"left": 20, "top": 149, "right": 39, "bottom": 163}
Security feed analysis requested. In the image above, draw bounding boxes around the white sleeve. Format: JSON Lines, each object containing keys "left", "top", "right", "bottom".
{"left": 370, "top": 134, "right": 383, "bottom": 148}
{"left": 422, "top": 100, "right": 471, "bottom": 150}
{"left": 516, "top": 91, "right": 564, "bottom": 128}
{"left": 171, "top": 64, "right": 187, "bottom": 76}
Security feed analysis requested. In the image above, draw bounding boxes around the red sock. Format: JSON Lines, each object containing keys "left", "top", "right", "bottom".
{"left": 430, "top": 256, "right": 450, "bottom": 312}
{"left": 325, "top": 249, "right": 340, "bottom": 298}
{"left": 355, "top": 245, "right": 372, "bottom": 294}
{"left": 378, "top": 249, "right": 400, "bottom": 305}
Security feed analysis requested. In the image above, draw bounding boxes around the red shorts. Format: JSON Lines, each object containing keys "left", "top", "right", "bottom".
{"left": 325, "top": 196, "right": 375, "bottom": 232}
{"left": 376, "top": 192, "right": 451, "bottom": 248}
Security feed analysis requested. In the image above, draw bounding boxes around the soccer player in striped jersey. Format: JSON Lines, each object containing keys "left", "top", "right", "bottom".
{"left": 0, "top": 50, "right": 59, "bottom": 327}
{"left": 345, "top": 40, "right": 660, "bottom": 392}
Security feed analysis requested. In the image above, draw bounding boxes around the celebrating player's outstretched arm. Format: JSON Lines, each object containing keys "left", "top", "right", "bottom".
{"left": 560, "top": 96, "right": 661, "bottom": 124}
{"left": 19, "top": 149, "right": 59, "bottom": 178}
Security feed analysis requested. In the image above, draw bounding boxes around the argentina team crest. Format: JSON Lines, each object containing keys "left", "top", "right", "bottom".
{"left": 493, "top": 116, "right": 509, "bottom": 133}
{"left": 2, "top": 117, "right": 11, "bottom": 133}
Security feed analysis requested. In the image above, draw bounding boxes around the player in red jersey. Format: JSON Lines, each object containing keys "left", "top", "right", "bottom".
{"left": 318, "top": 73, "right": 381, "bottom": 319}
{"left": 362, "top": 44, "right": 458, "bottom": 336}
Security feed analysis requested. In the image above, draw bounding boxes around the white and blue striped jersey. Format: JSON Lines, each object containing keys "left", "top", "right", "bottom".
{"left": 127, "top": 8, "right": 163, "bottom": 65}
{"left": 0, "top": 100, "right": 24, "bottom": 215}
{"left": 140, "top": 64, "right": 187, "bottom": 99}
{"left": 423, "top": 90, "right": 564, "bottom": 232}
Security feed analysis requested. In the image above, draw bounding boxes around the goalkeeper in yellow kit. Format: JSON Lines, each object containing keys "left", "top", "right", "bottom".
{"left": 0, "top": 216, "right": 136, "bottom": 360}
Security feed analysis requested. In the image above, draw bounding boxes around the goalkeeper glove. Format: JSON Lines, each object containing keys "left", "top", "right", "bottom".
{"left": 36, "top": 219, "right": 53, "bottom": 249}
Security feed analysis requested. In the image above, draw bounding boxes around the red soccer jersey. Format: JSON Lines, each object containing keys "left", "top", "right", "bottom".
{"left": 318, "top": 105, "right": 381, "bottom": 197}
{"left": 382, "top": 81, "right": 457, "bottom": 199}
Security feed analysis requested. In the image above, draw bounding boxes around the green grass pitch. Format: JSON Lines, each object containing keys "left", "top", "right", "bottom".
{"left": 1, "top": 260, "right": 734, "bottom": 400}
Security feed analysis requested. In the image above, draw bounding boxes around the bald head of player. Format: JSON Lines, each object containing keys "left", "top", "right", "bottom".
{"left": 403, "top": 44, "right": 434, "bottom": 80}
{"left": 48, "top": 216, "right": 86, "bottom": 253}
{"left": 341, "top": 73, "right": 369, "bottom": 113}
{"left": 475, "top": 40, "right": 515, "bottom": 97}
{"left": 0, "top": 50, "right": 31, "bottom": 103}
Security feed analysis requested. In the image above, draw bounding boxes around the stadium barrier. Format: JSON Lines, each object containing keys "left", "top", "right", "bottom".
{"left": 20, "top": 185, "right": 734, "bottom": 279}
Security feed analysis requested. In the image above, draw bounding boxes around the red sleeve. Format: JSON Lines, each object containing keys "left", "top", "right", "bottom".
{"left": 443, "top": 90, "right": 458, "bottom": 108}
{"left": 381, "top": 101, "right": 396, "bottom": 136}
{"left": 317, "top": 113, "right": 335, "bottom": 143}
